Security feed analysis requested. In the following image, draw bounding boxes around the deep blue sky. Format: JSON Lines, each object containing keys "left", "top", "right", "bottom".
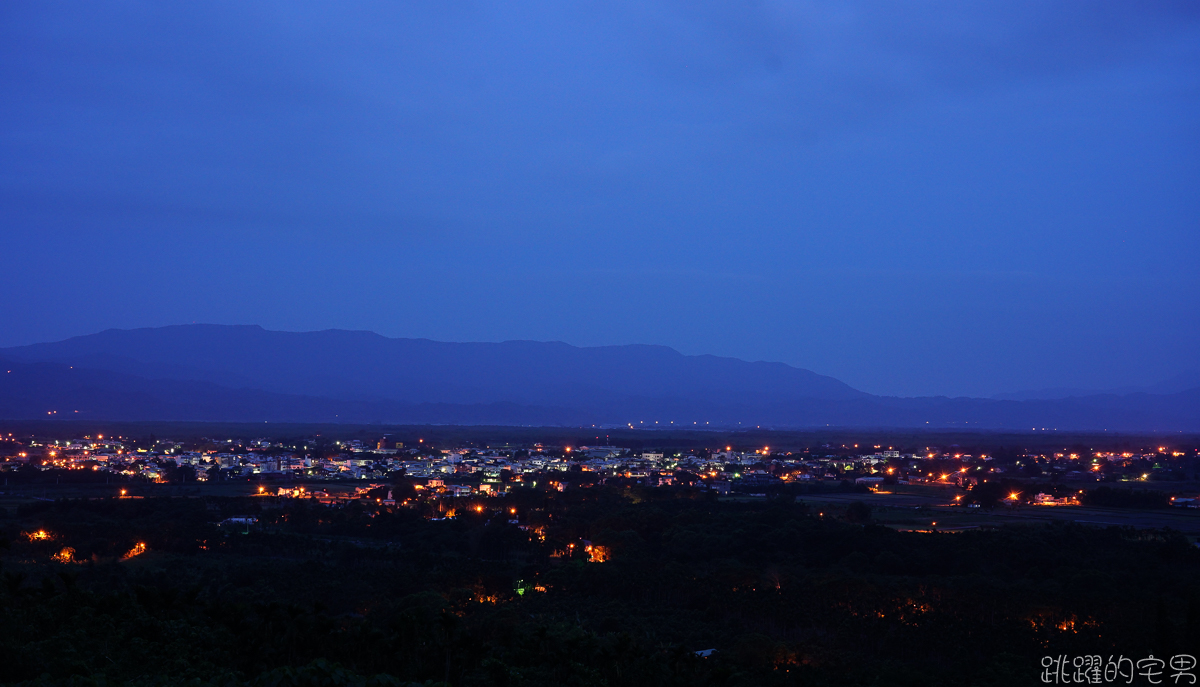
{"left": 2, "top": 1, "right": 1198, "bottom": 397}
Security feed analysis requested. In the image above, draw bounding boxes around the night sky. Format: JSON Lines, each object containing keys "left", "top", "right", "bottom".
{"left": 2, "top": 1, "right": 1197, "bottom": 398}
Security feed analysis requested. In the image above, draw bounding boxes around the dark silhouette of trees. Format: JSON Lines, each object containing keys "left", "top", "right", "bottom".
{"left": 0, "top": 486, "right": 1196, "bottom": 686}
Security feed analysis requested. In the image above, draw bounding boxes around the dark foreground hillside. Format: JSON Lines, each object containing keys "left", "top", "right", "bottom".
{"left": 2, "top": 488, "right": 1198, "bottom": 686}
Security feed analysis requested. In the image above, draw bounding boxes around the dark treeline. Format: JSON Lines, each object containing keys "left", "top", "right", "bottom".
{"left": 1079, "top": 487, "right": 1172, "bottom": 509}
{"left": 2, "top": 487, "right": 1199, "bottom": 686}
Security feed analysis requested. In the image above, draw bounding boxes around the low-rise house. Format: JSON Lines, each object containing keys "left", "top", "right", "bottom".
{"left": 446, "top": 484, "right": 473, "bottom": 497}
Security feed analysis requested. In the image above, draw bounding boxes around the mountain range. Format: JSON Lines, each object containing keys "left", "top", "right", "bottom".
{"left": 1, "top": 325, "right": 1197, "bottom": 431}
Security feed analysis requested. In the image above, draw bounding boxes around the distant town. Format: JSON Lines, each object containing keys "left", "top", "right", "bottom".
{"left": 5, "top": 431, "right": 1198, "bottom": 509}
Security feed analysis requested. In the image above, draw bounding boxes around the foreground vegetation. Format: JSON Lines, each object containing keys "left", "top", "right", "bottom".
{"left": 1, "top": 486, "right": 1198, "bottom": 686}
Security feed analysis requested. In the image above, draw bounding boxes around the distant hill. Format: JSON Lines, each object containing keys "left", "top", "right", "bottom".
{"left": 0, "top": 323, "right": 865, "bottom": 408}
{"left": 1, "top": 325, "right": 1197, "bottom": 430}
{"left": 994, "top": 370, "right": 1200, "bottom": 401}
{"left": 0, "top": 358, "right": 584, "bottom": 425}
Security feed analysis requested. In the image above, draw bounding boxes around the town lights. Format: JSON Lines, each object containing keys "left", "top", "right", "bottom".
{"left": 1008, "top": 492, "right": 1020, "bottom": 501}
